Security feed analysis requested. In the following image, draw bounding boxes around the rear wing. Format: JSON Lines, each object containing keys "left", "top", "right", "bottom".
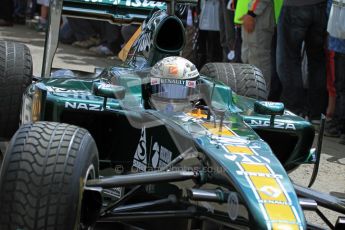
{"left": 42, "top": 0, "right": 197, "bottom": 78}
{"left": 63, "top": 0, "right": 166, "bottom": 25}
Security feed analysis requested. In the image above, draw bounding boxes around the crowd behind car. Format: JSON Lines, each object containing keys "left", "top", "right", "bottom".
{"left": 0, "top": 0, "right": 344, "bottom": 144}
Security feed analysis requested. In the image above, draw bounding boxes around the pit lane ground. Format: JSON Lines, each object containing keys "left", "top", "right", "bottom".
{"left": 0, "top": 24, "right": 344, "bottom": 229}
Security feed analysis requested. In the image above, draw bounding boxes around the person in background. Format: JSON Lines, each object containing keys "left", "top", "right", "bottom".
{"left": 59, "top": 18, "right": 101, "bottom": 48}
{"left": 89, "top": 23, "right": 123, "bottom": 56}
{"left": 196, "top": 0, "right": 222, "bottom": 69}
{"left": 240, "top": 0, "right": 275, "bottom": 90}
{"left": 182, "top": 6, "right": 197, "bottom": 63}
{"left": 276, "top": 0, "right": 327, "bottom": 124}
{"left": 267, "top": 0, "right": 284, "bottom": 101}
{"left": 325, "top": 0, "right": 345, "bottom": 144}
{"left": 324, "top": 50, "right": 337, "bottom": 136}
{"left": 59, "top": 19, "right": 123, "bottom": 56}
{"left": 121, "top": 25, "right": 139, "bottom": 44}
{"left": 268, "top": 28, "right": 282, "bottom": 101}
{"left": 36, "top": 0, "right": 49, "bottom": 31}
{"left": 0, "top": 0, "right": 14, "bottom": 26}
{"left": 219, "top": 0, "right": 236, "bottom": 62}
{"left": 13, "top": 0, "right": 27, "bottom": 24}
{"left": 27, "top": 0, "right": 38, "bottom": 20}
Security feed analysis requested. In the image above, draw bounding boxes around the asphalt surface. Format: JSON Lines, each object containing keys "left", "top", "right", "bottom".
{"left": 1, "top": 24, "right": 345, "bottom": 229}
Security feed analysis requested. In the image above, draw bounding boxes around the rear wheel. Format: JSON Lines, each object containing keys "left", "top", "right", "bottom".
{"left": 200, "top": 63, "right": 267, "bottom": 100}
{"left": 0, "top": 122, "right": 99, "bottom": 230}
{"left": 0, "top": 41, "right": 33, "bottom": 140}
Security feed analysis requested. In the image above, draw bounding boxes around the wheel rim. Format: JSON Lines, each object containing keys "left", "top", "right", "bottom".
{"left": 85, "top": 164, "right": 96, "bottom": 183}
{"left": 79, "top": 164, "right": 97, "bottom": 230}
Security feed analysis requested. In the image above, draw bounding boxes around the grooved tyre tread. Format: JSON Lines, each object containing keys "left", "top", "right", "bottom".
{"left": 200, "top": 63, "right": 268, "bottom": 100}
{"left": 0, "top": 122, "right": 99, "bottom": 230}
{"left": 0, "top": 41, "right": 33, "bottom": 140}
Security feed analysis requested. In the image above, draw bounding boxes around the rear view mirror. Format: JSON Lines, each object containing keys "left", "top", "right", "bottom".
{"left": 254, "top": 101, "right": 284, "bottom": 116}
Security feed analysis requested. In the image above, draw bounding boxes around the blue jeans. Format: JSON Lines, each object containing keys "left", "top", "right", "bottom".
{"left": 277, "top": 3, "right": 327, "bottom": 120}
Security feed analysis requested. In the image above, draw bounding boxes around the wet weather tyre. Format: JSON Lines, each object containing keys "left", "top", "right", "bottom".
{"left": 0, "top": 41, "right": 33, "bottom": 140}
{"left": 200, "top": 63, "right": 268, "bottom": 100}
{"left": 0, "top": 122, "right": 99, "bottom": 230}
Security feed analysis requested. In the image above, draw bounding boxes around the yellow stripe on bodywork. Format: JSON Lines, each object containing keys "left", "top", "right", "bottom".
{"left": 202, "top": 122, "right": 235, "bottom": 137}
{"left": 250, "top": 176, "right": 287, "bottom": 202}
{"left": 241, "top": 163, "right": 270, "bottom": 173}
{"left": 226, "top": 145, "right": 254, "bottom": 155}
{"left": 265, "top": 203, "right": 296, "bottom": 222}
{"left": 272, "top": 223, "right": 300, "bottom": 230}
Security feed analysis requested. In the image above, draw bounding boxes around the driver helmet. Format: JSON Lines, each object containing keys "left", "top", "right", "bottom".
{"left": 148, "top": 56, "right": 200, "bottom": 112}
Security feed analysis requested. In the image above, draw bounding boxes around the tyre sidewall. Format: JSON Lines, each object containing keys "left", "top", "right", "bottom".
{"left": 71, "top": 133, "right": 99, "bottom": 229}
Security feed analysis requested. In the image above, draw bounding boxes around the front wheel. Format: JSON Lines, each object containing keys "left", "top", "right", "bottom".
{"left": 0, "top": 122, "right": 99, "bottom": 230}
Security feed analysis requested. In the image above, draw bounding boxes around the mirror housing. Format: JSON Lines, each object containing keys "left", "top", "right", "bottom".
{"left": 92, "top": 82, "right": 126, "bottom": 100}
{"left": 254, "top": 101, "right": 284, "bottom": 116}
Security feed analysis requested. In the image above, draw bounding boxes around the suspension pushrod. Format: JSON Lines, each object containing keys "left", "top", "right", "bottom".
{"left": 87, "top": 170, "right": 199, "bottom": 188}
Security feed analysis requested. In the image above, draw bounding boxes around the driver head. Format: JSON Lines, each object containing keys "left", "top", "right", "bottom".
{"left": 148, "top": 56, "right": 200, "bottom": 112}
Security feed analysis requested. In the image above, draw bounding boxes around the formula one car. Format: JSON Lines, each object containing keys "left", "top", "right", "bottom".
{"left": 0, "top": 0, "right": 344, "bottom": 229}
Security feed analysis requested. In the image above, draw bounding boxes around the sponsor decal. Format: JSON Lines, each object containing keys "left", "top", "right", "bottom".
{"left": 83, "top": 0, "right": 164, "bottom": 7}
{"left": 240, "top": 163, "right": 287, "bottom": 202}
{"left": 151, "top": 142, "right": 172, "bottom": 169}
{"left": 160, "top": 78, "right": 185, "bottom": 85}
{"left": 130, "top": 10, "right": 166, "bottom": 56}
{"left": 151, "top": 142, "right": 160, "bottom": 168}
{"left": 248, "top": 119, "right": 296, "bottom": 130}
{"left": 236, "top": 162, "right": 299, "bottom": 227}
{"left": 261, "top": 101, "right": 282, "bottom": 107}
{"left": 186, "top": 80, "right": 196, "bottom": 88}
{"left": 236, "top": 171, "right": 283, "bottom": 179}
{"left": 133, "top": 128, "right": 147, "bottom": 171}
{"left": 151, "top": 79, "right": 196, "bottom": 88}
{"left": 99, "top": 83, "right": 113, "bottom": 88}
{"left": 260, "top": 186, "right": 282, "bottom": 199}
{"left": 168, "top": 65, "right": 178, "bottom": 75}
{"left": 150, "top": 77, "right": 160, "bottom": 85}
{"left": 251, "top": 176, "right": 287, "bottom": 202}
{"left": 65, "top": 102, "right": 109, "bottom": 111}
